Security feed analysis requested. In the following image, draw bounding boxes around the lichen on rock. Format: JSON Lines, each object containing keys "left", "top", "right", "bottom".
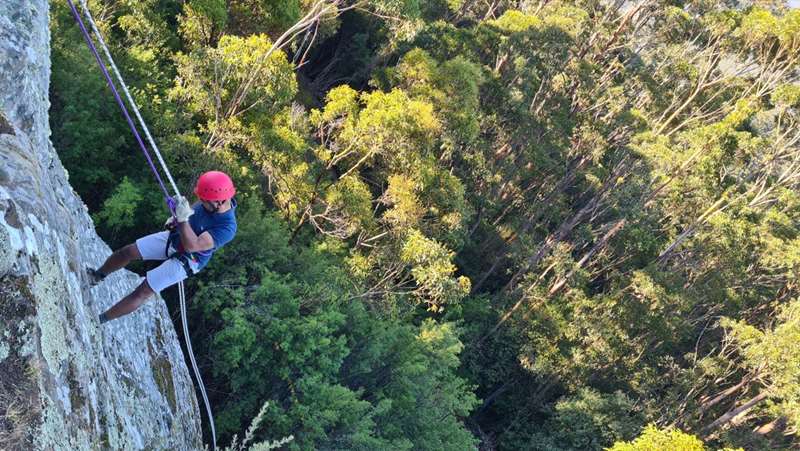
{"left": 0, "top": 0, "right": 203, "bottom": 449}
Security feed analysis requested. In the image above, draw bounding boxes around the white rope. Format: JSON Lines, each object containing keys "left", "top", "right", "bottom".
{"left": 180, "top": 281, "right": 217, "bottom": 449}
{"left": 76, "top": 2, "right": 217, "bottom": 448}
{"left": 77, "top": 0, "right": 180, "bottom": 197}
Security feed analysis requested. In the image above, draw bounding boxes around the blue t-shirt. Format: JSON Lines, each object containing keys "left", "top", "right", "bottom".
{"left": 169, "top": 199, "right": 237, "bottom": 270}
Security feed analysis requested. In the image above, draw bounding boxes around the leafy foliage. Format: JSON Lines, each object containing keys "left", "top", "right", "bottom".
{"left": 50, "top": 0, "right": 800, "bottom": 449}
{"left": 607, "top": 425, "right": 706, "bottom": 451}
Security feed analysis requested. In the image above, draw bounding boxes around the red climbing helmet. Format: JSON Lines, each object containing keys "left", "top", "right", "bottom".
{"left": 194, "top": 171, "right": 236, "bottom": 201}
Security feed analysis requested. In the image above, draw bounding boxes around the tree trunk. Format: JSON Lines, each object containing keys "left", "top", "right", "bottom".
{"left": 502, "top": 190, "right": 602, "bottom": 293}
{"left": 697, "top": 374, "right": 752, "bottom": 417}
{"left": 475, "top": 380, "right": 513, "bottom": 416}
{"left": 547, "top": 218, "right": 627, "bottom": 295}
{"left": 754, "top": 416, "right": 786, "bottom": 435}
{"left": 703, "top": 391, "right": 769, "bottom": 435}
{"left": 471, "top": 156, "right": 587, "bottom": 294}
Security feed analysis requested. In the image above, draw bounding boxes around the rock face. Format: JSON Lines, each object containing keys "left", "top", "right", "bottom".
{"left": 0, "top": 0, "right": 203, "bottom": 449}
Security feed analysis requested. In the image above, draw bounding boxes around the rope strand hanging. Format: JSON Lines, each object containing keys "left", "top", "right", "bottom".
{"left": 66, "top": 0, "right": 217, "bottom": 448}
{"left": 75, "top": 0, "right": 181, "bottom": 199}
{"left": 65, "top": 0, "right": 176, "bottom": 210}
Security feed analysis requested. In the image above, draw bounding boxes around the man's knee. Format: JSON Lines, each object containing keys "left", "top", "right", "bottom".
{"left": 132, "top": 279, "right": 155, "bottom": 302}
{"left": 121, "top": 243, "right": 142, "bottom": 260}
{"left": 139, "top": 279, "right": 154, "bottom": 296}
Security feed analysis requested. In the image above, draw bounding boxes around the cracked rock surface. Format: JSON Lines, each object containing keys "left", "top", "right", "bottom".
{"left": 0, "top": 0, "right": 203, "bottom": 449}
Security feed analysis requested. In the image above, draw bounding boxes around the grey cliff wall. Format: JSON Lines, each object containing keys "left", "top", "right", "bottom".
{"left": 0, "top": 0, "right": 204, "bottom": 449}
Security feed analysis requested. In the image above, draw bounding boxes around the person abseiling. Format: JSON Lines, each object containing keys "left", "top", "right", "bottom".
{"left": 88, "top": 171, "right": 237, "bottom": 324}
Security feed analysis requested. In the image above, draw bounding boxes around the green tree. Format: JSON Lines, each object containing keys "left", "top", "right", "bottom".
{"left": 607, "top": 425, "right": 706, "bottom": 451}
{"left": 171, "top": 33, "right": 297, "bottom": 153}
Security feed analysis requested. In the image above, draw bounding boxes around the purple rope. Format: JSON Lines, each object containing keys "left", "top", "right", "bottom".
{"left": 66, "top": 0, "right": 175, "bottom": 214}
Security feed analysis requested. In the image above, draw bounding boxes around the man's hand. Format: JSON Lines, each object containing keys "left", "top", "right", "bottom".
{"left": 163, "top": 216, "right": 177, "bottom": 230}
{"left": 175, "top": 195, "right": 194, "bottom": 223}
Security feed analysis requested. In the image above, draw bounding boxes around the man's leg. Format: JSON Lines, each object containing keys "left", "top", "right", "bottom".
{"left": 98, "top": 243, "right": 142, "bottom": 276}
{"left": 99, "top": 279, "right": 155, "bottom": 323}
{"left": 90, "top": 232, "right": 170, "bottom": 286}
{"left": 98, "top": 257, "right": 188, "bottom": 324}
{"left": 88, "top": 243, "right": 143, "bottom": 286}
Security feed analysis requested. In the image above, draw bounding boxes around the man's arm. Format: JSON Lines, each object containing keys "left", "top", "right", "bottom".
{"left": 174, "top": 195, "right": 214, "bottom": 252}
{"left": 177, "top": 222, "right": 214, "bottom": 252}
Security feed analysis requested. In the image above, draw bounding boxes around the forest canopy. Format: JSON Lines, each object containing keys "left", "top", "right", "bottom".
{"left": 50, "top": 0, "right": 800, "bottom": 449}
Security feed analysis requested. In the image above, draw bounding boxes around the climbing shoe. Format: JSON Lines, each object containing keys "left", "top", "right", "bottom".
{"left": 87, "top": 268, "right": 107, "bottom": 286}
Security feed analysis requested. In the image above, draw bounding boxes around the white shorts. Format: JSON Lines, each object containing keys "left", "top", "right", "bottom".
{"left": 135, "top": 231, "right": 199, "bottom": 293}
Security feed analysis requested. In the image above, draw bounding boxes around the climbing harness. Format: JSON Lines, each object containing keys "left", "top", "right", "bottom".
{"left": 66, "top": 0, "right": 217, "bottom": 448}
{"left": 165, "top": 234, "right": 199, "bottom": 278}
